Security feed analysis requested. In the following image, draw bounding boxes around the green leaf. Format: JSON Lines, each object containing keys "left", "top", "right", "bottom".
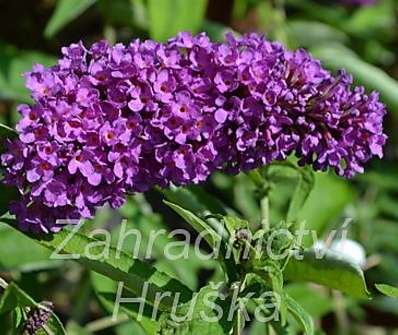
{"left": 97, "top": 288, "right": 160, "bottom": 334}
{"left": 370, "top": 296, "right": 398, "bottom": 316}
{"left": 0, "top": 282, "right": 66, "bottom": 334}
{"left": 164, "top": 200, "right": 221, "bottom": 249}
{"left": 202, "top": 20, "right": 240, "bottom": 42}
{"left": 0, "top": 44, "right": 56, "bottom": 103}
{"left": 284, "top": 250, "right": 370, "bottom": 298}
{"left": 44, "top": 0, "right": 97, "bottom": 38}
{"left": 222, "top": 216, "right": 249, "bottom": 236}
{"left": 163, "top": 200, "right": 238, "bottom": 282}
{"left": 0, "top": 283, "right": 36, "bottom": 315}
{"left": 285, "top": 294, "right": 314, "bottom": 335}
{"left": 375, "top": 284, "right": 398, "bottom": 299}
{"left": 115, "top": 321, "right": 147, "bottom": 335}
{"left": 249, "top": 320, "right": 267, "bottom": 335}
{"left": 358, "top": 170, "right": 398, "bottom": 191}
{"left": 120, "top": 196, "right": 219, "bottom": 290}
{"left": 311, "top": 45, "right": 398, "bottom": 112}
{"left": 66, "top": 321, "right": 93, "bottom": 335}
{"left": 97, "top": 0, "right": 148, "bottom": 30}
{"left": 368, "top": 219, "right": 398, "bottom": 253}
{"left": 36, "top": 312, "right": 67, "bottom": 335}
{"left": 161, "top": 185, "right": 229, "bottom": 217}
{"left": 285, "top": 0, "right": 347, "bottom": 27}
{"left": 234, "top": 174, "right": 261, "bottom": 225}
{"left": 286, "top": 166, "right": 315, "bottom": 224}
{"left": 342, "top": 0, "right": 395, "bottom": 38}
{"left": 0, "top": 223, "right": 61, "bottom": 271}
{"left": 148, "top": 0, "right": 208, "bottom": 41}
{"left": 2, "top": 220, "right": 193, "bottom": 311}
{"left": 287, "top": 20, "right": 348, "bottom": 48}
{"left": 159, "top": 285, "right": 232, "bottom": 334}
{"left": 269, "top": 162, "right": 315, "bottom": 224}
{"left": 285, "top": 284, "right": 333, "bottom": 319}
{"left": 297, "top": 173, "right": 354, "bottom": 240}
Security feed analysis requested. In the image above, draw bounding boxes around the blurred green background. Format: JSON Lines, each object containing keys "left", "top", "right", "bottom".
{"left": 1, "top": 0, "right": 398, "bottom": 334}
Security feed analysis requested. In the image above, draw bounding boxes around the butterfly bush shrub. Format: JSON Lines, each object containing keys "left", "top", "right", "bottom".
{"left": 1, "top": 33, "right": 387, "bottom": 233}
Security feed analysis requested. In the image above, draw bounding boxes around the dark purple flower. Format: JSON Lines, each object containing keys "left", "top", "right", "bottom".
{"left": 1, "top": 32, "right": 387, "bottom": 233}
{"left": 23, "top": 301, "right": 54, "bottom": 335}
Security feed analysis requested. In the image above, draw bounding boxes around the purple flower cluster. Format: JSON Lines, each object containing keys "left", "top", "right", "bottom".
{"left": 1, "top": 33, "right": 386, "bottom": 233}
{"left": 23, "top": 301, "right": 54, "bottom": 335}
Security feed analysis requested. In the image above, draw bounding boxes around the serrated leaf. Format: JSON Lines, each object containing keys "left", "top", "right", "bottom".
{"left": 148, "top": 0, "right": 208, "bottom": 41}
{"left": 284, "top": 250, "right": 370, "bottom": 298}
{"left": 375, "top": 284, "right": 398, "bottom": 299}
{"left": 44, "top": 0, "right": 97, "bottom": 38}
{"left": 285, "top": 294, "right": 314, "bottom": 335}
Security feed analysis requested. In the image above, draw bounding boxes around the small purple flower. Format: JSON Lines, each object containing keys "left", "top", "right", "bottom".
{"left": 153, "top": 70, "right": 176, "bottom": 103}
{"left": 1, "top": 32, "right": 387, "bottom": 233}
{"left": 23, "top": 301, "right": 54, "bottom": 335}
{"left": 68, "top": 150, "right": 95, "bottom": 180}
{"left": 26, "top": 159, "right": 54, "bottom": 183}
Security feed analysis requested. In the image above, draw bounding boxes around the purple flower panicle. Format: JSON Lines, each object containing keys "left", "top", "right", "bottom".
{"left": 1, "top": 33, "right": 387, "bottom": 233}
{"left": 23, "top": 301, "right": 54, "bottom": 335}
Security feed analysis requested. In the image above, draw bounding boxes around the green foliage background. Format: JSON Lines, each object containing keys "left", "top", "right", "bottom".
{"left": 1, "top": 0, "right": 398, "bottom": 334}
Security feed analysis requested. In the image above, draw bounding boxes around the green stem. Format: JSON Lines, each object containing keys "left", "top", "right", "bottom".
{"left": 247, "top": 169, "right": 272, "bottom": 231}
{"left": 271, "top": 320, "right": 289, "bottom": 334}
{"left": 334, "top": 291, "right": 349, "bottom": 335}
{"left": 0, "top": 123, "right": 17, "bottom": 134}
{"left": 71, "top": 270, "right": 92, "bottom": 323}
{"left": 233, "top": 310, "right": 242, "bottom": 335}
{"left": 260, "top": 196, "right": 270, "bottom": 231}
{"left": 85, "top": 315, "right": 129, "bottom": 332}
{"left": 247, "top": 169, "right": 265, "bottom": 188}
